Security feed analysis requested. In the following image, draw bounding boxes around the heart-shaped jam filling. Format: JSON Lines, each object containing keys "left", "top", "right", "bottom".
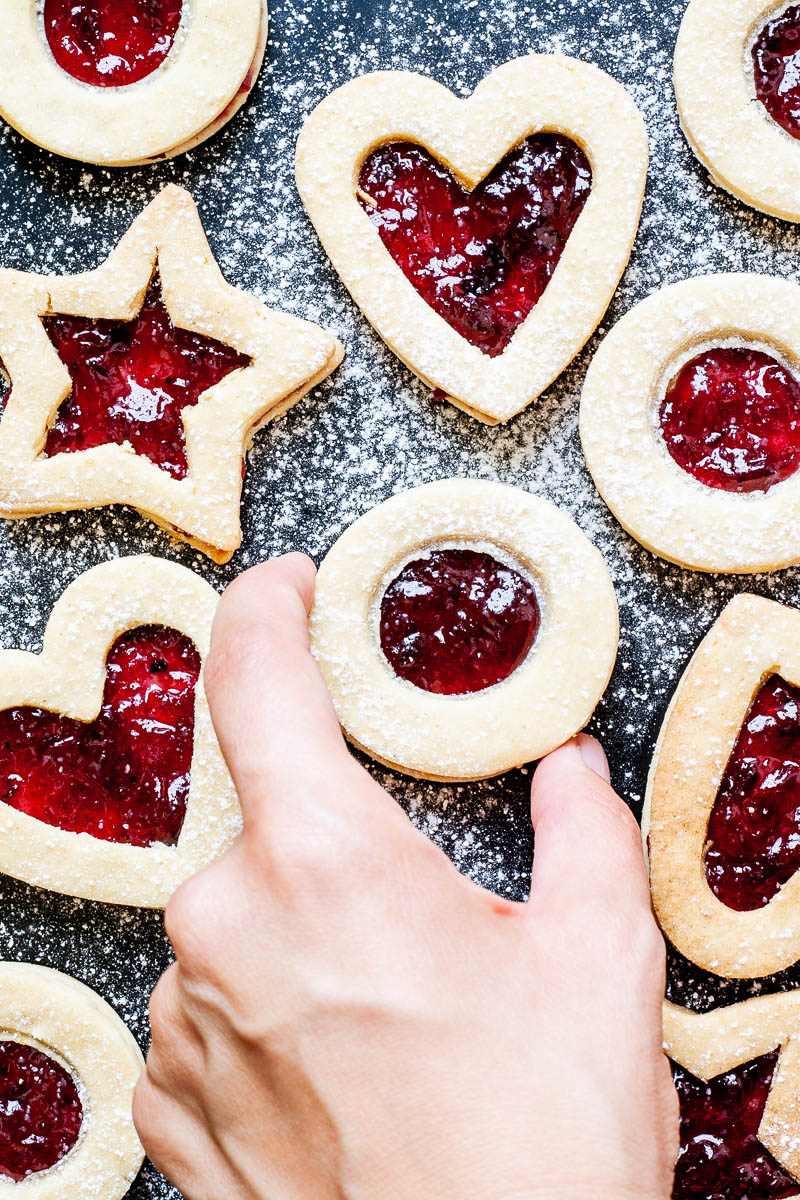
{"left": 705, "top": 675, "right": 800, "bottom": 911}
{"left": 379, "top": 547, "right": 540, "bottom": 695}
{"left": 358, "top": 135, "right": 592, "bottom": 358}
{"left": 44, "top": 0, "right": 183, "bottom": 88}
{"left": 672, "top": 1052, "right": 798, "bottom": 1199}
{"left": 0, "top": 1040, "right": 83, "bottom": 1182}
{"left": 0, "top": 625, "right": 200, "bottom": 847}
{"left": 753, "top": 5, "right": 800, "bottom": 141}
{"left": 659, "top": 347, "right": 800, "bottom": 493}
{"left": 41, "top": 275, "right": 249, "bottom": 480}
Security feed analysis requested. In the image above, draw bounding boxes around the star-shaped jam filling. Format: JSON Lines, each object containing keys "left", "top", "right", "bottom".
{"left": 672, "top": 1051, "right": 798, "bottom": 1199}
{"left": 41, "top": 274, "right": 250, "bottom": 480}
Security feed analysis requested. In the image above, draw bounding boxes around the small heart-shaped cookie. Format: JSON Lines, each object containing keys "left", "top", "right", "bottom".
{"left": 0, "top": 555, "right": 239, "bottom": 908}
{"left": 296, "top": 55, "right": 648, "bottom": 424}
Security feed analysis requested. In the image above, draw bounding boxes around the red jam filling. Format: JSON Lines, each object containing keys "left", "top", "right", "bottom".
{"left": 0, "top": 1041, "right": 83, "bottom": 1182}
{"left": 659, "top": 347, "right": 800, "bottom": 494}
{"left": 0, "top": 626, "right": 199, "bottom": 847}
{"left": 358, "top": 135, "right": 592, "bottom": 357}
{"left": 753, "top": 5, "right": 800, "bottom": 140}
{"left": 672, "top": 1052, "right": 798, "bottom": 1199}
{"left": 379, "top": 548, "right": 540, "bottom": 696}
{"left": 44, "top": 0, "right": 182, "bottom": 88}
{"left": 705, "top": 675, "right": 800, "bottom": 911}
{"left": 42, "top": 276, "right": 249, "bottom": 480}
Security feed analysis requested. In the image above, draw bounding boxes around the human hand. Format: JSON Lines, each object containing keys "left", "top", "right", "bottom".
{"left": 133, "top": 553, "right": 678, "bottom": 1200}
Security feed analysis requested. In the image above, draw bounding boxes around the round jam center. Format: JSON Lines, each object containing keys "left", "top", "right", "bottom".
{"left": 379, "top": 548, "right": 540, "bottom": 696}
{"left": 705, "top": 675, "right": 800, "bottom": 911}
{"left": 659, "top": 347, "right": 800, "bottom": 493}
{"left": 0, "top": 625, "right": 200, "bottom": 847}
{"left": 672, "top": 1052, "right": 798, "bottom": 1199}
{"left": 44, "top": 0, "right": 183, "bottom": 88}
{"left": 42, "top": 276, "right": 249, "bottom": 481}
{"left": 753, "top": 4, "right": 800, "bottom": 140}
{"left": 0, "top": 1041, "right": 83, "bottom": 1182}
{"left": 358, "top": 135, "right": 592, "bottom": 358}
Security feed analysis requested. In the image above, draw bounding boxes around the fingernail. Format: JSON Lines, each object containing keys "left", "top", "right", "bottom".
{"left": 576, "top": 733, "right": 611, "bottom": 782}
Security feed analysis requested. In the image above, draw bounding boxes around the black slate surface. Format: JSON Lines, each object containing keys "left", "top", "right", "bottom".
{"left": 0, "top": 0, "right": 799, "bottom": 1195}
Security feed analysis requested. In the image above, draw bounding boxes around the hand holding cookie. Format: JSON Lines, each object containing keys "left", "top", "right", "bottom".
{"left": 134, "top": 554, "right": 677, "bottom": 1200}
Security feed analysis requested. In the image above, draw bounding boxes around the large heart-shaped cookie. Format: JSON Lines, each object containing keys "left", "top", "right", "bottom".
{"left": 296, "top": 54, "right": 648, "bottom": 424}
{"left": 646, "top": 593, "right": 800, "bottom": 978}
{"left": 0, "top": 555, "right": 239, "bottom": 908}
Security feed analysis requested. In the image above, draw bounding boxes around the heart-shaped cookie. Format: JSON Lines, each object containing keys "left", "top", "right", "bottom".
{"left": 646, "top": 593, "right": 800, "bottom": 978}
{"left": 665, "top": 994, "right": 800, "bottom": 1195}
{"left": 296, "top": 54, "right": 648, "bottom": 424}
{"left": 0, "top": 962, "right": 144, "bottom": 1198}
{"left": 0, "top": 555, "right": 240, "bottom": 908}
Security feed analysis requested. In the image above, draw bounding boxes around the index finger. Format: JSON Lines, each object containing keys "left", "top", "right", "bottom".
{"left": 204, "top": 553, "right": 360, "bottom": 822}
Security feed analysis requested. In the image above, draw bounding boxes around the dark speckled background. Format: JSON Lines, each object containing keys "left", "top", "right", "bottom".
{"left": 0, "top": 0, "right": 799, "bottom": 1195}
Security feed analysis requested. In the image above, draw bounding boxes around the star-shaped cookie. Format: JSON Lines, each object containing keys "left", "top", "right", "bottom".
{"left": 0, "top": 184, "right": 343, "bottom": 562}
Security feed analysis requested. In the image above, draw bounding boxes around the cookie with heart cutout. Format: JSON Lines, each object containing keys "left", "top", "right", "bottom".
{"left": 665, "top": 993, "right": 800, "bottom": 1197}
{"left": 675, "top": 0, "right": 800, "bottom": 222}
{"left": 0, "top": 184, "right": 343, "bottom": 564}
{"left": 0, "top": 554, "right": 240, "bottom": 909}
{"left": 0, "top": 0, "right": 268, "bottom": 166}
{"left": 309, "top": 478, "right": 619, "bottom": 782}
{"left": 580, "top": 273, "right": 800, "bottom": 573}
{"left": 645, "top": 592, "right": 800, "bottom": 979}
{"left": 0, "top": 962, "right": 144, "bottom": 1198}
{"left": 295, "top": 54, "right": 648, "bottom": 425}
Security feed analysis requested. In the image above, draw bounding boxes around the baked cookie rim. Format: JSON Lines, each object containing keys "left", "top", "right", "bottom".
{"left": 309, "top": 477, "right": 619, "bottom": 782}
{"left": 0, "top": 184, "right": 343, "bottom": 564}
{"left": 674, "top": 0, "right": 800, "bottom": 221}
{"left": 0, "top": 961, "right": 144, "bottom": 1200}
{"left": 0, "top": 0, "right": 267, "bottom": 165}
{"left": 580, "top": 272, "right": 800, "bottom": 574}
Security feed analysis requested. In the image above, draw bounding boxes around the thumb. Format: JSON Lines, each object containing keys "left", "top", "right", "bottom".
{"left": 529, "top": 735, "right": 650, "bottom": 909}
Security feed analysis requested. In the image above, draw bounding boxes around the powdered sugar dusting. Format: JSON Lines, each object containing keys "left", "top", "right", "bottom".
{"left": 0, "top": 0, "right": 796, "bottom": 1194}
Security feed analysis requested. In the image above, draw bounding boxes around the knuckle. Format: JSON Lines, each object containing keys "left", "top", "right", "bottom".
{"left": 633, "top": 912, "right": 668, "bottom": 973}
{"left": 132, "top": 1072, "right": 157, "bottom": 1139}
{"left": 164, "top": 875, "right": 217, "bottom": 963}
{"left": 589, "top": 784, "right": 643, "bottom": 841}
{"left": 147, "top": 982, "right": 174, "bottom": 1048}
{"left": 254, "top": 806, "right": 360, "bottom": 887}
{"left": 604, "top": 904, "right": 666, "bottom": 979}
